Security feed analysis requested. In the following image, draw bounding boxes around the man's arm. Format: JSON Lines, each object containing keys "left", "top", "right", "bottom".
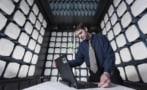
{"left": 98, "top": 35, "right": 115, "bottom": 88}
{"left": 102, "top": 35, "right": 115, "bottom": 74}
{"left": 68, "top": 43, "right": 84, "bottom": 67}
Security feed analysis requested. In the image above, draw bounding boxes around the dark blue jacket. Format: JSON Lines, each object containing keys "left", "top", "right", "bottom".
{"left": 68, "top": 33, "right": 115, "bottom": 74}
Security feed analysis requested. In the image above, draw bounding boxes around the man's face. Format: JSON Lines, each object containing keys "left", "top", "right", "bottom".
{"left": 75, "top": 28, "right": 88, "bottom": 40}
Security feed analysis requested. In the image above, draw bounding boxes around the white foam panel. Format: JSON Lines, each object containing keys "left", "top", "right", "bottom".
{"left": 102, "top": 28, "right": 107, "bottom": 35}
{"left": 125, "top": 65, "right": 139, "bottom": 82}
{"left": 13, "top": 0, "right": 19, "bottom": 3}
{"left": 5, "top": 22, "right": 20, "bottom": 39}
{"left": 81, "top": 78, "right": 87, "bottom": 81}
{"left": 0, "top": 38, "right": 14, "bottom": 56}
{"left": 23, "top": 51, "right": 33, "bottom": 63}
{"left": 12, "top": 45, "right": 25, "bottom": 60}
{"left": 81, "top": 69, "right": 87, "bottom": 76}
{"left": 113, "top": 22, "right": 121, "bottom": 36}
{"left": 32, "top": 4, "right": 39, "bottom": 16}
{"left": 63, "top": 32, "right": 68, "bottom": 36}
{"left": 111, "top": 40, "right": 117, "bottom": 51}
{"left": 34, "top": 44, "right": 41, "bottom": 53}
{"left": 54, "top": 48, "right": 60, "bottom": 53}
{"left": 115, "top": 53, "right": 121, "bottom": 64}
{"left": 116, "top": 34, "right": 126, "bottom": 48}
{"left": 31, "top": 54, "right": 38, "bottom": 64}
{"left": 38, "top": 13, "right": 43, "bottom": 23}
{"left": 56, "top": 37, "right": 61, "bottom": 42}
{"left": 76, "top": 43, "right": 79, "bottom": 47}
{"left": 62, "top": 37, "right": 67, "bottom": 42}
{"left": 40, "top": 27, "right": 45, "bottom": 36}
{"left": 100, "top": 20, "right": 104, "bottom": 29}
{"left": 47, "top": 54, "right": 53, "bottom": 60}
{"left": 0, "top": 60, "right": 6, "bottom": 76}
{"left": 67, "top": 48, "right": 73, "bottom": 53}
{"left": 121, "top": 11, "right": 132, "bottom": 28}
{"left": 18, "top": 65, "right": 29, "bottom": 78}
{"left": 111, "top": 13, "right": 117, "bottom": 25}
{"left": 126, "top": 0, "right": 134, "bottom": 5}
{"left": 130, "top": 42, "right": 147, "bottom": 60}
{"left": 108, "top": 5, "right": 114, "bottom": 17}
{"left": 125, "top": 25, "right": 140, "bottom": 42}
{"left": 117, "top": 67, "right": 126, "bottom": 80}
{"left": 138, "top": 14, "right": 147, "bottom": 34}
{"left": 0, "top": 0, "right": 15, "bottom": 15}
{"left": 51, "top": 69, "right": 58, "bottom": 75}
{"left": 26, "top": 0, "right": 34, "bottom": 6}
{"left": 107, "top": 30, "right": 114, "bottom": 41}
{"left": 113, "top": 0, "right": 121, "bottom": 7}
{"left": 74, "top": 69, "right": 80, "bottom": 76}
{"left": 20, "top": 0, "right": 30, "bottom": 15}
{"left": 48, "top": 48, "right": 54, "bottom": 53}
{"left": 50, "top": 37, "right": 56, "bottom": 41}
{"left": 120, "top": 48, "right": 131, "bottom": 62}
{"left": 44, "top": 69, "right": 50, "bottom": 76}
{"left": 35, "top": 20, "right": 41, "bottom": 30}
{"left": 28, "top": 39, "right": 36, "bottom": 50}
{"left": 28, "top": 65, "right": 35, "bottom": 76}
{"left": 68, "top": 32, "right": 73, "bottom": 36}
{"left": 104, "top": 14, "right": 108, "bottom": 23}
{"left": 29, "top": 12, "right": 36, "bottom": 24}
{"left": 50, "top": 77, "right": 57, "bottom": 81}
{"left": 131, "top": 0, "right": 147, "bottom": 17}
{"left": 18, "top": 32, "right": 29, "bottom": 46}
{"left": 67, "top": 55, "right": 73, "bottom": 60}
{"left": 106, "top": 21, "right": 111, "bottom": 31}
{"left": 45, "top": 61, "right": 52, "bottom": 67}
{"left": 81, "top": 63, "right": 86, "bottom": 68}
{"left": 138, "top": 63, "right": 147, "bottom": 83}
{"left": 61, "top": 43, "right": 67, "bottom": 47}
{"left": 68, "top": 37, "right": 72, "bottom": 41}
{"left": 24, "top": 21, "right": 33, "bottom": 35}
{"left": 61, "top": 48, "right": 66, "bottom": 53}
{"left": 38, "top": 35, "right": 43, "bottom": 44}
{"left": 49, "top": 42, "right": 55, "bottom": 47}
{"left": 51, "top": 32, "right": 56, "bottom": 36}
{"left": 42, "top": 20, "right": 47, "bottom": 28}
{"left": 117, "top": 1, "right": 127, "bottom": 17}
{"left": 32, "top": 29, "right": 39, "bottom": 40}
{"left": 53, "top": 54, "right": 59, "bottom": 60}
{"left": 13, "top": 10, "right": 26, "bottom": 26}
{"left": 4, "top": 63, "right": 20, "bottom": 78}
{"left": 0, "top": 13, "right": 7, "bottom": 30}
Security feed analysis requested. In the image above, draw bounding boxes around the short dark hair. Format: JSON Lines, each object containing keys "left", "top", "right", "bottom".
{"left": 73, "top": 23, "right": 86, "bottom": 31}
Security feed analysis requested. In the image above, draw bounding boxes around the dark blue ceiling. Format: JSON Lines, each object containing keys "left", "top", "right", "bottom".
{"left": 48, "top": 0, "right": 99, "bottom": 16}
{"left": 37, "top": 0, "right": 112, "bottom": 26}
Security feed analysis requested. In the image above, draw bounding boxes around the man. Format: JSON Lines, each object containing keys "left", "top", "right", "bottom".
{"left": 68, "top": 23, "right": 123, "bottom": 88}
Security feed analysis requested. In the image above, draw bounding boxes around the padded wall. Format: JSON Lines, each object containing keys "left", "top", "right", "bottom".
{"left": 0, "top": 0, "right": 47, "bottom": 89}
{"left": 101, "top": 0, "right": 147, "bottom": 84}
{"left": 44, "top": 31, "right": 90, "bottom": 81}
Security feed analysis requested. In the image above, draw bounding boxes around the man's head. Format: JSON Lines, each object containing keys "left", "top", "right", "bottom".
{"left": 74, "top": 23, "right": 90, "bottom": 40}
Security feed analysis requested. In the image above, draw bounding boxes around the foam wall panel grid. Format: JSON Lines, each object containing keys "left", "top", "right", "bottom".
{"left": 0, "top": 0, "right": 47, "bottom": 79}
{"left": 101, "top": 0, "right": 147, "bottom": 83}
{"left": 45, "top": 31, "right": 88, "bottom": 81}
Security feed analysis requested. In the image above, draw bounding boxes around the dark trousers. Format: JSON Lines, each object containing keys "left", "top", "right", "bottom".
{"left": 88, "top": 68, "right": 124, "bottom": 85}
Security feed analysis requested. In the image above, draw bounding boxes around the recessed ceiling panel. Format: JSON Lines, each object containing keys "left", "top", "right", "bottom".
{"left": 48, "top": 0, "right": 99, "bottom": 16}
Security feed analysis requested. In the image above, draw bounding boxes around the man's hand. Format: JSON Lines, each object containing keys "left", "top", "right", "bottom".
{"left": 98, "top": 72, "right": 111, "bottom": 88}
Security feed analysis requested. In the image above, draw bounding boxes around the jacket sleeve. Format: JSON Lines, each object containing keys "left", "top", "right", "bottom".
{"left": 68, "top": 43, "right": 84, "bottom": 67}
{"left": 102, "top": 35, "right": 115, "bottom": 74}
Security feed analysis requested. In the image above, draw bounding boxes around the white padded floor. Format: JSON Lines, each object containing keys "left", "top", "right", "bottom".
{"left": 23, "top": 81, "right": 135, "bottom": 90}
